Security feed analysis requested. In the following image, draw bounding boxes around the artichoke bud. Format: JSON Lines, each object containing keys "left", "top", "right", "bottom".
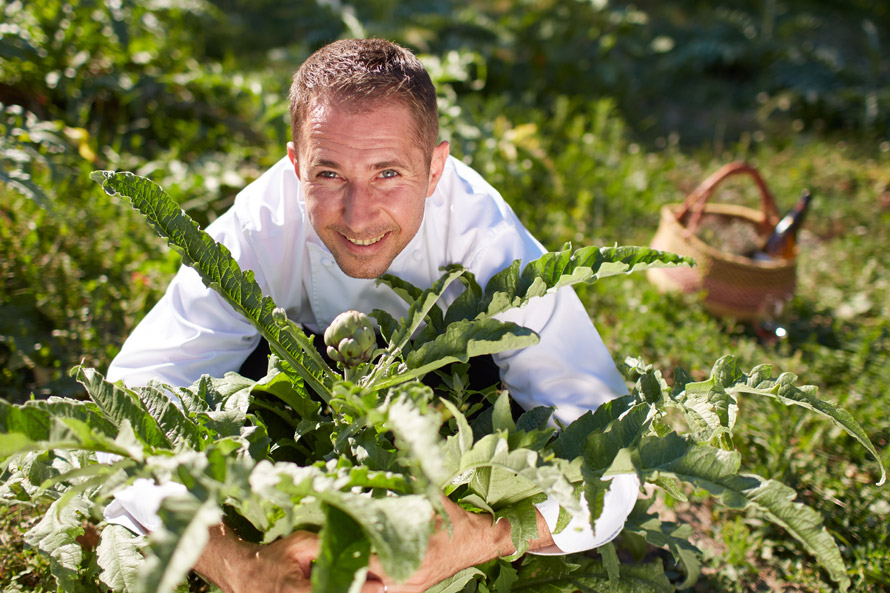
{"left": 324, "top": 311, "right": 376, "bottom": 367}
{"left": 272, "top": 307, "right": 289, "bottom": 327}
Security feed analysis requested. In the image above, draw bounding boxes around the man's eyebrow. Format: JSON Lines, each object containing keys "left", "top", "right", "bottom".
{"left": 310, "top": 159, "right": 340, "bottom": 169}
{"left": 370, "top": 160, "right": 406, "bottom": 170}
{"left": 308, "top": 159, "right": 406, "bottom": 170}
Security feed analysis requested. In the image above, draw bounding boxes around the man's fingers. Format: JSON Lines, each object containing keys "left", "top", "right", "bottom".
{"left": 360, "top": 577, "right": 387, "bottom": 593}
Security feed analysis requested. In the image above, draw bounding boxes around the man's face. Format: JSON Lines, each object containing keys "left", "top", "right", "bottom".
{"left": 288, "top": 99, "right": 449, "bottom": 279}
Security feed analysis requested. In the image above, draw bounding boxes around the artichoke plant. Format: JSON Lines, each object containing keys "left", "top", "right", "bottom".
{"left": 324, "top": 310, "right": 377, "bottom": 369}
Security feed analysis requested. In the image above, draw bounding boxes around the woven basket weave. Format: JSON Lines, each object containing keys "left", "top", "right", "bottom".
{"left": 647, "top": 162, "right": 797, "bottom": 322}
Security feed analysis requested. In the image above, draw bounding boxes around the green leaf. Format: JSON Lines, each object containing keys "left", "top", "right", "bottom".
{"left": 491, "top": 391, "right": 516, "bottom": 433}
{"left": 251, "top": 366, "right": 320, "bottom": 421}
{"left": 192, "top": 374, "right": 254, "bottom": 438}
{"left": 730, "top": 359, "right": 886, "bottom": 486}
{"left": 598, "top": 542, "right": 620, "bottom": 592}
{"left": 583, "top": 403, "right": 652, "bottom": 474}
{"left": 75, "top": 366, "right": 172, "bottom": 449}
{"left": 23, "top": 493, "right": 92, "bottom": 591}
{"left": 494, "top": 498, "right": 540, "bottom": 559}
{"left": 470, "top": 245, "right": 693, "bottom": 320}
{"left": 670, "top": 358, "right": 738, "bottom": 450}
{"left": 97, "top": 524, "right": 146, "bottom": 593}
{"left": 424, "top": 567, "right": 485, "bottom": 593}
{"left": 313, "top": 504, "right": 371, "bottom": 593}
{"left": 384, "top": 264, "right": 467, "bottom": 354}
{"left": 139, "top": 383, "right": 205, "bottom": 449}
{"left": 443, "top": 271, "right": 484, "bottom": 326}
{"left": 623, "top": 513, "right": 701, "bottom": 589}
{"left": 385, "top": 390, "right": 449, "bottom": 488}
{"left": 90, "top": 170, "right": 336, "bottom": 402}
{"left": 552, "top": 396, "right": 634, "bottom": 460}
{"left": 400, "top": 318, "right": 539, "bottom": 382}
{"left": 323, "top": 493, "right": 433, "bottom": 583}
{"left": 0, "top": 400, "right": 140, "bottom": 461}
{"left": 640, "top": 433, "right": 851, "bottom": 591}
{"left": 138, "top": 494, "right": 223, "bottom": 593}
{"left": 513, "top": 555, "right": 673, "bottom": 593}
{"left": 454, "top": 435, "right": 580, "bottom": 512}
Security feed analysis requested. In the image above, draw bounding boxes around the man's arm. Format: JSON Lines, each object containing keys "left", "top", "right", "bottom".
{"left": 377, "top": 497, "right": 553, "bottom": 593}
{"left": 192, "top": 497, "right": 553, "bottom": 593}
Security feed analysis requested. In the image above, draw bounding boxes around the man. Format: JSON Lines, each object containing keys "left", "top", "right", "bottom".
{"left": 106, "top": 38, "right": 639, "bottom": 593}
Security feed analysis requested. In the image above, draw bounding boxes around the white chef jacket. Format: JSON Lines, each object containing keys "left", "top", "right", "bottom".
{"left": 104, "top": 155, "right": 639, "bottom": 554}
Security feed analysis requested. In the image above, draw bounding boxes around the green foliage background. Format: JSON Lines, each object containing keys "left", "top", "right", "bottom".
{"left": 1, "top": 0, "right": 888, "bottom": 591}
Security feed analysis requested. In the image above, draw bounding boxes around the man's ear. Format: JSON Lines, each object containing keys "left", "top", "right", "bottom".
{"left": 287, "top": 142, "right": 301, "bottom": 180}
{"left": 425, "top": 140, "right": 450, "bottom": 198}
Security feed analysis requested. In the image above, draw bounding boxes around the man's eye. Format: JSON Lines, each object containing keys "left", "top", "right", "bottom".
{"left": 380, "top": 169, "right": 398, "bottom": 179}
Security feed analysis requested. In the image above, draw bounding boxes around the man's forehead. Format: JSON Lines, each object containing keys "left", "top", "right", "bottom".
{"left": 297, "top": 97, "right": 431, "bottom": 161}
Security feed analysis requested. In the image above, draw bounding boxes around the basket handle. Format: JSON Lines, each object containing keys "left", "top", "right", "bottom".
{"left": 676, "top": 162, "right": 781, "bottom": 238}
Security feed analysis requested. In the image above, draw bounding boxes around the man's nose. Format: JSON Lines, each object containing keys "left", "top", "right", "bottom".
{"left": 342, "top": 184, "right": 378, "bottom": 230}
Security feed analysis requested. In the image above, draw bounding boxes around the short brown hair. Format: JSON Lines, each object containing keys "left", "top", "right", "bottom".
{"left": 289, "top": 39, "right": 439, "bottom": 158}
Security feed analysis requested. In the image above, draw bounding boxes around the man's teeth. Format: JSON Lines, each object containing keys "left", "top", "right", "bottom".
{"left": 347, "top": 234, "right": 385, "bottom": 246}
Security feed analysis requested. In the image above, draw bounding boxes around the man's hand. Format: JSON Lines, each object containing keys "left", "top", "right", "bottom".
{"left": 194, "top": 497, "right": 554, "bottom": 593}
{"left": 194, "top": 523, "right": 384, "bottom": 593}
{"left": 373, "top": 497, "right": 555, "bottom": 593}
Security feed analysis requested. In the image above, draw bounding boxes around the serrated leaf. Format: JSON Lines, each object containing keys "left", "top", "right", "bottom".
{"left": 24, "top": 493, "right": 92, "bottom": 590}
{"left": 494, "top": 498, "right": 540, "bottom": 559}
{"left": 75, "top": 366, "right": 172, "bottom": 449}
{"left": 640, "top": 433, "right": 850, "bottom": 591}
{"left": 139, "top": 383, "right": 205, "bottom": 449}
{"left": 552, "top": 396, "right": 634, "bottom": 460}
{"left": 322, "top": 493, "right": 433, "bottom": 583}
{"left": 138, "top": 494, "right": 223, "bottom": 593}
{"left": 728, "top": 358, "right": 886, "bottom": 486}
{"left": 469, "top": 245, "right": 693, "bottom": 320}
{"left": 399, "top": 318, "right": 539, "bottom": 383}
{"left": 90, "top": 170, "right": 336, "bottom": 402}
{"left": 456, "top": 435, "right": 579, "bottom": 512}
{"left": 97, "top": 524, "right": 146, "bottom": 592}
{"left": 0, "top": 397, "right": 134, "bottom": 460}
{"left": 313, "top": 504, "right": 371, "bottom": 593}
{"left": 424, "top": 567, "right": 485, "bottom": 593}
{"left": 670, "top": 357, "right": 743, "bottom": 449}
{"left": 385, "top": 392, "right": 448, "bottom": 487}
{"left": 385, "top": 264, "right": 467, "bottom": 354}
{"left": 513, "top": 555, "right": 672, "bottom": 593}
{"left": 623, "top": 513, "right": 701, "bottom": 589}
{"left": 583, "top": 404, "right": 652, "bottom": 474}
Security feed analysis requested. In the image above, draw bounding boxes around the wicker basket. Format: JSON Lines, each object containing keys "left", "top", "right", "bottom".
{"left": 647, "top": 162, "right": 797, "bottom": 322}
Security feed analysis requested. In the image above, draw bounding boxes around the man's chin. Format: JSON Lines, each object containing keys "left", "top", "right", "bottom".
{"left": 333, "top": 255, "right": 393, "bottom": 279}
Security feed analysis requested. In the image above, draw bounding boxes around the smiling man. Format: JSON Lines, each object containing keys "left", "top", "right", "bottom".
{"left": 105, "top": 39, "right": 639, "bottom": 593}
{"left": 291, "top": 98, "right": 448, "bottom": 279}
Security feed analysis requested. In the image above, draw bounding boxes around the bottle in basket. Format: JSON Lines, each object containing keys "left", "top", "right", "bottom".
{"left": 751, "top": 189, "right": 813, "bottom": 260}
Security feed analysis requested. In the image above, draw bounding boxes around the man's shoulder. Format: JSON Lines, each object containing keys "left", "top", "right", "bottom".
{"left": 441, "top": 156, "right": 503, "bottom": 202}
{"left": 237, "top": 156, "right": 300, "bottom": 205}
{"left": 437, "top": 157, "right": 518, "bottom": 221}
{"left": 218, "top": 156, "right": 303, "bottom": 234}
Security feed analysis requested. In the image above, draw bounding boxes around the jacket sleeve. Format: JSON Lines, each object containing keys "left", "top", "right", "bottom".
{"left": 105, "top": 211, "right": 264, "bottom": 393}
{"left": 106, "top": 158, "right": 302, "bottom": 391}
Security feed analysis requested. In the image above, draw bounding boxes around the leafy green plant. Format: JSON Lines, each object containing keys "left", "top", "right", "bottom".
{"left": 0, "top": 172, "right": 884, "bottom": 593}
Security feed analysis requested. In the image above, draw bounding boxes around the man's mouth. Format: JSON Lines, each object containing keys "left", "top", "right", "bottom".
{"left": 345, "top": 233, "right": 386, "bottom": 246}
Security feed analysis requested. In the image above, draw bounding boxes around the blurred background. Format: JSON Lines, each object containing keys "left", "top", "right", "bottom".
{"left": 1, "top": 1, "right": 888, "bottom": 591}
